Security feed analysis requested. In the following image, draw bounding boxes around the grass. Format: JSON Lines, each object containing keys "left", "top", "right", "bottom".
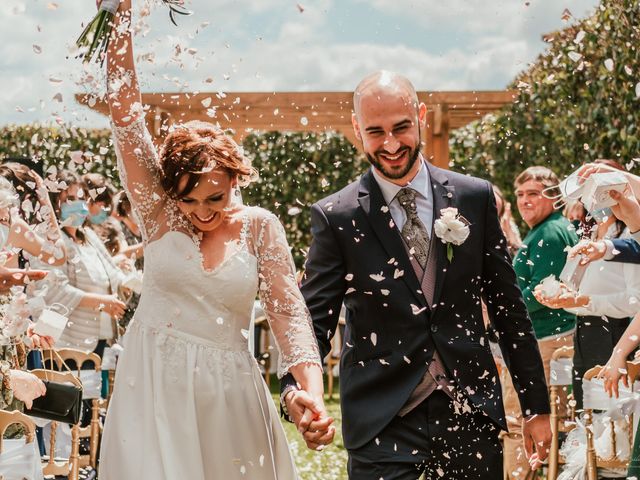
{"left": 270, "top": 378, "right": 348, "bottom": 480}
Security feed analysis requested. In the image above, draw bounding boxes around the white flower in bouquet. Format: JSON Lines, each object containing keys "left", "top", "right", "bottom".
{"left": 434, "top": 207, "right": 470, "bottom": 261}
{"left": 76, "top": 0, "right": 192, "bottom": 64}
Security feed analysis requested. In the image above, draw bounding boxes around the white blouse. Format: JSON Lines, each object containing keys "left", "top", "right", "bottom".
{"left": 35, "top": 228, "right": 127, "bottom": 352}
{"left": 567, "top": 233, "right": 640, "bottom": 319}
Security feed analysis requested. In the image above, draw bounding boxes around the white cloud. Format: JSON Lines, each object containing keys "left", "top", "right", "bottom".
{"left": 0, "top": 0, "right": 599, "bottom": 127}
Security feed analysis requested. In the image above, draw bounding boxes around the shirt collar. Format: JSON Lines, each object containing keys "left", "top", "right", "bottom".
{"left": 371, "top": 155, "right": 430, "bottom": 206}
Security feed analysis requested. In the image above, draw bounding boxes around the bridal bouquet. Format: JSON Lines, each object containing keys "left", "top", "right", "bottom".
{"left": 76, "top": 0, "right": 192, "bottom": 64}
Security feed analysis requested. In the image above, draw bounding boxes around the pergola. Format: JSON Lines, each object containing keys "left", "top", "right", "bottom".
{"left": 76, "top": 91, "right": 515, "bottom": 169}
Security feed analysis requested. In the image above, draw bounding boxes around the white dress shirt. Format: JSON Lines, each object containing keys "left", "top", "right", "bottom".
{"left": 568, "top": 231, "right": 640, "bottom": 318}
{"left": 371, "top": 157, "right": 433, "bottom": 237}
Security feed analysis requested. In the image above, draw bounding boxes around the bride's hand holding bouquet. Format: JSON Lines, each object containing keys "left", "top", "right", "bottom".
{"left": 76, "top": 0, "right": 192, "bottom": 64}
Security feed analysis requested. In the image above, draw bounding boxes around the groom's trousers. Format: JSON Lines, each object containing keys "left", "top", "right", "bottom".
{"left": 347, "top": 390, "right": 502, "bottom": 480}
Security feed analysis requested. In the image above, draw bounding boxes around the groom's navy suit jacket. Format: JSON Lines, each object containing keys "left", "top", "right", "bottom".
{"left": 283, "top": 163, "right": 550, "bottom": 450}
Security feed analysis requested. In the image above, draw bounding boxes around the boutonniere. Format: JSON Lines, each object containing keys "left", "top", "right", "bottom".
{"left": 434, "top": 207, "right": 470, "bottom": 262}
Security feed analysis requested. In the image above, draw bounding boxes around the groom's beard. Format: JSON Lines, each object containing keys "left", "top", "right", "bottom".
{"left": 366, "top": 144, "right": 421, "bottom": 180}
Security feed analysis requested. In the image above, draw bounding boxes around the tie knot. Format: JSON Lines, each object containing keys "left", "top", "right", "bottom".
{"left": 397, "top": 188, "right": 418, "bottom": 215}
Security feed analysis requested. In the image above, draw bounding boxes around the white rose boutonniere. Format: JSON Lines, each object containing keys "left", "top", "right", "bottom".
{"left": 433, "top": 207, "right": 470, "bottom": 262}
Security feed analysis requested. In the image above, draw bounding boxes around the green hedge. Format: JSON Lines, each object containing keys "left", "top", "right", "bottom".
{"left": 450, "top": 0, "right": 640, "bottom": 205}
{"left": 0, "top": 124, "right": 364, "bottom": 268}
{"left": 242, "top": 131, "right": 364, "bottom": 267}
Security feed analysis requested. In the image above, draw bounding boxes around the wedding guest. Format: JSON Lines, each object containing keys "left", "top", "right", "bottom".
{"left": 0, "top": 162, "right": 64, "bottom": 246}
{"left": 513, "top": 166, "right": 578, "bottom": 351}
{"left": 503, "top": 166, "right": 578, "bottom": 478}
{"left": 601, "top": 310, "right": 640, "bottom": 477}
{"left": 493, "top": 185, "right": 522, "bottom": 257}
{"left": 82, "top": 173, "right": 123, "bottom": 250}
{"left": 535, "top": 212, "right": 639, "bottom": 408}
{"left": 0, "top": 178, "right": 53, "bottom": 435}
{"left": 33, "top": 171, "right": 128, "bottom": 357}
{"left": 571, "top": 189, "right": 640, "bottom": 265}
{"left": 112, "top": 191, "right": 143, "bottom": 266}
{"left": 571, "top": 164, "right": 640, "bottom": 265}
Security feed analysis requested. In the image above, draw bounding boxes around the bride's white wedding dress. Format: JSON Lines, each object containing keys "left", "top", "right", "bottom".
{"left": 99, "top": 116, "right": 321, "bottom": 479}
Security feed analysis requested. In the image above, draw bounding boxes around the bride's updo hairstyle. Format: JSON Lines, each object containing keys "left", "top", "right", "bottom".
{"left": 160, "top": 121, "right": 256, "bottom": 199}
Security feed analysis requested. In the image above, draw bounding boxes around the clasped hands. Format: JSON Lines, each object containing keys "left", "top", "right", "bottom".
{"left": 284, "top": 389, "right": 335, "bottom": 450}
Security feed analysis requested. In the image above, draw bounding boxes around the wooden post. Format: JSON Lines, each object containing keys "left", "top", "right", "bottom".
{"left": 548, "top": 385, "right": 559, "bottom": 480}
{"left": 431, "top": 104, "right": 450, "bottom": 169}
{"left": 423, "top": 110, "right": 436, "bottom": 165}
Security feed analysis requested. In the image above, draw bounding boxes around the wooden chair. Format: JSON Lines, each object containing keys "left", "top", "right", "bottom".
{"left": 30, "top": 368, "right": 82, "bottom": 480}
{"left": 53, "top": 348, "right": 103, "bottom": 470}
{"left": 583, "top": 362, "right": 638, "bottom": 480}
{"left": 0, "top": 409, "right": 36, "bottom": 452}
{"left": 254, "top": 316, "right": 272, "bottom": 387}
{"left": 326, "top": 317, "right": 346, "bottom": 399}
{"left": 547, "top": 346, "right": 577, "bottom": 480}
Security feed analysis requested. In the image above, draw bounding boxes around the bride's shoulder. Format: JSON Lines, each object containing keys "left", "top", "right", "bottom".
{"left": 240, "top": 206, "right": 286, "bottom": 244}
{"left": 241, "top": 205, "right": 280, "bottom": 225}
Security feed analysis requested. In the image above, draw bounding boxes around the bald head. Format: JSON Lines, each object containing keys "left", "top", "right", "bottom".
{"left": 353, "top": 71, "right": 419, "bottom": 116}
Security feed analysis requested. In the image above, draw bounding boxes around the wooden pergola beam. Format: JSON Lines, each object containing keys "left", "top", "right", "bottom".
{"left": 76, "top": 90, "right": 516, "bottom": 168}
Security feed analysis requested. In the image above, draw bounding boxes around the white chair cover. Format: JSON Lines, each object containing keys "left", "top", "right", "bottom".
{"left": 0, "top": 438, "right": 44, "bottom": 480}
{"left": 583, "top": 377, "right": 639, "bottom": 411}
{"left": 79, "top": 370, "right": 102, "bottom": 400}
{"left": 550, "top": 357, "right": 573, "bottom": 386}
{"left": 102, "top": 344, "right": 123, "bottom": 370}
{"left": 42, "top": 421, "right": 72, "bottom": 459}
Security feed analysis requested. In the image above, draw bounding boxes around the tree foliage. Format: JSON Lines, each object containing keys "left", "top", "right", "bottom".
{"left": 0, "top": 124, "right": 364, "bottom": 268}
{"left": 450, "top": 0, "right": 640, "bottom": 203}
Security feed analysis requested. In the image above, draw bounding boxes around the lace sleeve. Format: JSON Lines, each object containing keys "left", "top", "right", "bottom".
{"left": 111, "top": 114, "right": 186, "bottom": 243}
{"left": 253, "top": 211, "right": 322, "bottom": 378}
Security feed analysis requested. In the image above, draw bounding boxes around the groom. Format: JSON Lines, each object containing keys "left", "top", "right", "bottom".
{"left": 281, "top": 71, "right": 551, "bottom": 478}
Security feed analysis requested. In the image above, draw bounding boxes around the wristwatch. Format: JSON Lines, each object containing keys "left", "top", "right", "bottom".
{"left": 280, "top": 385, "right": 299, "bottom": 418}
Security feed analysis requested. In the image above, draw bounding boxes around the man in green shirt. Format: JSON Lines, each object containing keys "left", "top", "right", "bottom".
{"left": 501, "top": 166, "right": 578, "bottom": 480}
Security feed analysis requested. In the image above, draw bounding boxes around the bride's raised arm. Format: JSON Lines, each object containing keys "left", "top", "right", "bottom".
{"left": 105, "top": 0, "right": 167, "bottom": 242}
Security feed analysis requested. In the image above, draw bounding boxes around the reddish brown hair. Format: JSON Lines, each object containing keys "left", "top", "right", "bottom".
{"left": 159, "top": 122, "right": 254, "bottom": 198}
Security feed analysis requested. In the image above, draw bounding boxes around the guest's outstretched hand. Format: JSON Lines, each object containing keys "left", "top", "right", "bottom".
{"left": 568, "top": 240, "right": 607, "bottom": 265}
{"left": 610, "top": 188, "right": 640, "bottom": 233}
{"left": 0, "top": 265, "right": 47, "bottom": 292}
{"left": 600, "top": 354, "right": 628, "bottom": 399}
{"left": 533, "top": 282, "right": 589, "bottom": 309}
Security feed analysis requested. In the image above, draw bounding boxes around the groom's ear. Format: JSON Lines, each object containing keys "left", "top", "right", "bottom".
{"left": 418, "top": 102, "right": 427, "bottom": 129}
{"left": 351, "top": 113, "right": 362, "bottom": 142}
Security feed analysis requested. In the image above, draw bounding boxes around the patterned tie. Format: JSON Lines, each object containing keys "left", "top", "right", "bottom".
{"left": 396, "top": 188, "right": 430, "bottom": 269}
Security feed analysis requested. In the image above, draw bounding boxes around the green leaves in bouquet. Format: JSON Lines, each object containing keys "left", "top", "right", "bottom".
{"left": 75, "top": 10, "right": 114, "bottom": 65}
{"left": 75, "top": 1, "right": 193, "bottom": 64}
{"left": 164, "top": 0, "right": 193, "bottom": 27}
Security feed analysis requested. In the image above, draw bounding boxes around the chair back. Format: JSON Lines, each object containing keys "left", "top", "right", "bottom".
{"left": 0, "top": 410, "right": 36, "bottom": 452}
{"left": 548, "top": 346, "right": 575, "bottom": 480}
{"left": 583, "top": 364, "right": 636, "bottom": 480}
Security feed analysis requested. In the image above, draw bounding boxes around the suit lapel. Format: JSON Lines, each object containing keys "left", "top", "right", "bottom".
{"left": 357, "top": 170, "right": 427, "bottom": 309}
{"left": 427, "top": 162, "right": 455, "bottom": 309}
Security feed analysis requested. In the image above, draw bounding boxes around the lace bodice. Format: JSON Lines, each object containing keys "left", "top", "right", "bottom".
{"left": 111, "top": 116, "right": 321, "bottom": 376}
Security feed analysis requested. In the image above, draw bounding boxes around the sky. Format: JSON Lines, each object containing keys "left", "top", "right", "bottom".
{"left": 1, "top": 0, "right": 600, "bottom": 128}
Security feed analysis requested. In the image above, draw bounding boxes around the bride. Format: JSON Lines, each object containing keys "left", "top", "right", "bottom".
{"left": 97, "top": 1, "right": 333, "bottom": 478}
